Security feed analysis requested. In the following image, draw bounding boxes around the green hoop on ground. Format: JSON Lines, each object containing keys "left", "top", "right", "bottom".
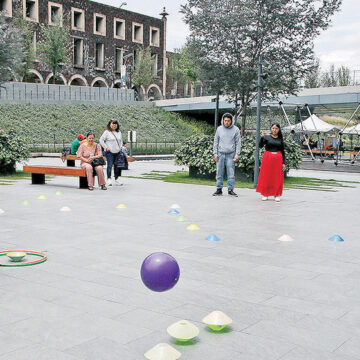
{"left": 0, "top": 250, "right": 47, "bottom": 267}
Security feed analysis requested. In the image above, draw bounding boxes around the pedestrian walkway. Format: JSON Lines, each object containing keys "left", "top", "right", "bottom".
{"left": 0, "top": 160, "right": 359, "bottom": 359}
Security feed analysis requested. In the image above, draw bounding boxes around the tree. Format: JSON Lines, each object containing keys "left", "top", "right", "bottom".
{"left": 0, "top": 12, "right": 24, "bottom": 85}
{"left": 304, "top": 58, "right": 321, "bottom": 88}
{"left": 181, "top": 0, "right": 342, "bottom": 134}
{"left": 336, "top": 65, "right": 352, "bottom": 86}
{"left": 167, "top": 46, "right": 200, "bottom": 95}
{"left": 321, "top": 64, "right": 337, "bottom": 87}
{"left": 12, "top": 8, "right": 36, "bottom": 82}
{"left": 132, "top": 47, "right": 156, "bottom": 99}
{"left": 37, "top": 16, "right": 71, "bottom": 84}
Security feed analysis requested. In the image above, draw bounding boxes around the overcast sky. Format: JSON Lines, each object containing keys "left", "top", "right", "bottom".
{"left": 101, "top": 0, "right": 360, "bottom": 71}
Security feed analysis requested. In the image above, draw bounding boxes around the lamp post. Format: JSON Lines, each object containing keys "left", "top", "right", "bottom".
{"left": 254, "top": 55, "right": 265, "bottom": 188}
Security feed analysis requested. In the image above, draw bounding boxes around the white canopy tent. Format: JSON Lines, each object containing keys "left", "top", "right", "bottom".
{"left": 343, "top": 124, "right": 360, "bottom": 135}
{"left": 283, "top": 114, "right": 339, "bottom": 133}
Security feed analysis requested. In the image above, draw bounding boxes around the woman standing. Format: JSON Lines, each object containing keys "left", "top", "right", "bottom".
{"left": 100, "top": 120, "right": 123, "bottom": 186}
{"left": 77, "top": 132, "right": 107, "bottom": 191}
{"left": 256, "top": 123, "right": 286, "bottom": 202}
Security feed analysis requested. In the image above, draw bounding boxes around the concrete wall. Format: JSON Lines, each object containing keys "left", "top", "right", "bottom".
{"left": 0, "top": 82, "right": 152, "bottom": 105}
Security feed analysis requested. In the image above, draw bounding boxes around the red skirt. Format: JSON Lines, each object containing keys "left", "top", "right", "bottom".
{"left": 256, "top": 151, "right": 284, "bottom": 197}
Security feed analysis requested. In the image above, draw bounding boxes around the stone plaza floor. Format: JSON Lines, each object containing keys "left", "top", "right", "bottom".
{"left": 0, "top": 159, "right": 360, "bottom": 359}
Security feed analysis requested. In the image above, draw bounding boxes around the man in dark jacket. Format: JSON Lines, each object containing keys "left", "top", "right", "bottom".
{"left": 213, "top": 113, "right": 241, "bottom": 197}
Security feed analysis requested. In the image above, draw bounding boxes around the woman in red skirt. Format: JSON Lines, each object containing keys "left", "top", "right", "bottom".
{"left": 256, "top": 123, "right": 286, "bottom": 202}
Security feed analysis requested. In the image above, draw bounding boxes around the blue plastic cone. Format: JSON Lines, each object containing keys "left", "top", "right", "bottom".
{"left": 328, "top": 235, "right": 344, "bottom": 242}
{"left": 168, "top": 209, "right": 179, "bottom": 215}
{"left": 205, "top": 234, "right": 220, "bottom": 242}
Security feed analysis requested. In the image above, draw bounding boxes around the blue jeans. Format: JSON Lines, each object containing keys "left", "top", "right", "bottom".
{"left": 105, "top": 151, "right": 121, "bottom": 179}
{"left": 216, "top": 152, "right": 235, "bottom": 190}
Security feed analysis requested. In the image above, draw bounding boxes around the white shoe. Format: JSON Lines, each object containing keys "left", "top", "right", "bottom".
{"left": 261, "top": 196, "right": 268, "bottom": 201}
{"left": 275, "top": 196, "right": 281, "bottom": 202}
{"left": 106, "top": 179, "right": 112, "bottom": 186}
{"left": 115, "top": 179, "right": 123, "bottom": 186}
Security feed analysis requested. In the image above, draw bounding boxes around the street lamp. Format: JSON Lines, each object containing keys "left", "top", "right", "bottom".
{"left": 119, "top": 2, "right": 127, "bottom": 8}
{"left": 253, "top": 55, "right": 268, "bottom": 188}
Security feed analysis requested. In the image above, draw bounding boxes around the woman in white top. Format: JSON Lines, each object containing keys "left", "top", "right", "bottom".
{"left": 99, "top": 120, "right": 123, "bottom": 186}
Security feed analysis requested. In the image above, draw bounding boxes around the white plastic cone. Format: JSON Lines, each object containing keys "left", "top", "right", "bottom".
{"left": 60, "top": 206, "right": 71, "bottom": 212}
{"left": 278, "top": 234, "right": 294, "bottom": 242}
{"left": 144, "top": 343, "right": 181, "bottom": 360}
{"left": 171, "top": 204, "right": 181, "bottom": 210}
{"left": 202, "top": 311, "right": 232, "bottom": 331}
{"left": 0, "top": 209, "right": 5, "bottom": 215}
{"left": 167, "top": 320, "right": 199, "bottom": 341}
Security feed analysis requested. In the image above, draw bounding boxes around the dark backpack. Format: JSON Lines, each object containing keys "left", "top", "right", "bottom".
{"left": 61, "top": 146, "right": 71, "bottom": 159}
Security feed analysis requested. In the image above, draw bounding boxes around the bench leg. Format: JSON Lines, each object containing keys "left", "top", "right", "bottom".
{"left": 32, "top": 173, "right": 45, "bottom": 185}
{"left": 67, "top": 160, "right": 75, "bottom": 167}
{"left": 79, "top": 176, "right": 88, "bottom": 189}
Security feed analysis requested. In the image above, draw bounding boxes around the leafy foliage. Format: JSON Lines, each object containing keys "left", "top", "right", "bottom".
{"left": 12, "top": 7, "right": 36, "bottom": 81}
{"left": 0, "top": 104, "right": 213, "bottom": 144}
{"left": 175, "top": 134, "right": 302, "bottom": 177}
{"left": 0, "top": 130, "right": 29, "bottom": 174}
{"left": 181, "top": 0, "right": 342, "bottom": 131}
{"left": 132, "top": 47, "right": 156, "bottom": 95}
{"left": 0, "top": 12, "right": 24, "bottom": 84}
{"left": 37, "top": 16, "right": 71, "bottom": 84}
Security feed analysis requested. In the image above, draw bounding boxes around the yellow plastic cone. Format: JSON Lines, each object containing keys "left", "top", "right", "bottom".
{"left": 116, "top": 204, "right": 127, "bottom": 209}
{"left": 38, "top": 195, "right": 47, "bottom": 200}
{"left": 186, "top": 224, "right": 200, "bottom": 231}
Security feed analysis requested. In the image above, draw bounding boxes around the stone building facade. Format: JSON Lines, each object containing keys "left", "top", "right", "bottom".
{"left": 2, "top": 0, "right": 168, "bottom": 99}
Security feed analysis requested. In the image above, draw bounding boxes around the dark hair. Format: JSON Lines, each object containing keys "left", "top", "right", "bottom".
{"left": 223, "top": 113, "right": 233, "bottom": 121}
{"left": 270, "top": 123, "right": 283, "bottom": 141}
{"left": 86, "top": 132, "right": 95, "bottom": 138}
{"left": 107, "top": 120, "right": 120, "bottom": 132}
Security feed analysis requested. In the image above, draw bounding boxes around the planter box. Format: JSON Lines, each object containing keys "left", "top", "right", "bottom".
{"left": 189, "top": 166, "right": 253, "bottom": 181}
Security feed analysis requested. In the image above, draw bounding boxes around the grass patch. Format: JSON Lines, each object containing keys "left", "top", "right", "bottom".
{"left": 126, "top": 171, "right": 359, "bottom": 192}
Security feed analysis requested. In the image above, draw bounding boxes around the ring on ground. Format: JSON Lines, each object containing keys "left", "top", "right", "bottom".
{"left": 0, "top": 250, "right": 47, "bottom": 267}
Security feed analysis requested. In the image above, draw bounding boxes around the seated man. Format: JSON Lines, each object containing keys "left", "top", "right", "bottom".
{"left": 71, "top": 134, "right": 85, "bottom": 155}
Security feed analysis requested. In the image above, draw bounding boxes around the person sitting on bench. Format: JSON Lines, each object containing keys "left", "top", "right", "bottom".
{"left": 71, "top": 134, "right": 86, "bottom": 155}
{"left": 77, "top": 132, "right": 107, "bottom": 191}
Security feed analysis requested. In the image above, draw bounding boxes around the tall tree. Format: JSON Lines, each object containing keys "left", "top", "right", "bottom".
{"left": 336, "top": 65, "right": 352, "bottom": 86}
{"left": 181, "top": 0, "right": 342, "bottom": 134}
{"left": 0, "top": 12, "right": 24, "bottom": 85}
{"left": 13, "top": 7, "right": 36, "bottom": 82}
{"left": 167, "top": 46, "right": 199, "bottom": 95}
{"left": 37, "top": 16, "right": 71, "bottom": 84}
{"left": 304, "top": 58, "right": 321, "bottom": 88}
{"left": 132, "top": 47, "right": 156, "bottom": 99}
{"left": 321, "top": 64, "right": 337, "bottom": 87}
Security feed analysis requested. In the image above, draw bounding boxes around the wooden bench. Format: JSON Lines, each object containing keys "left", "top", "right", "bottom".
{"left": 23, "top": 165, "right": 89, "bottom": 189}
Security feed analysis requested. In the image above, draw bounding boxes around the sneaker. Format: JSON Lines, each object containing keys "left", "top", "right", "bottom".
{"left": 275, "top": 196, "right": 281, "bottom": 202}
{"left": 228, "top": 189, "right": 238, "bottom": 197}
{"left": 114, "top": 179, "right": 123, "bottom": 186}
{"left": 106, "top": 179, "right": 112, "bottom": 186}
{"left": 212, "top": 188, "right": 223, "bottom": 196}
{"left": 88, "top": 186, "right": 94, "bottom": 191}
{"left": 101, "top": 185, "right": 107, "bottom": 190}
{"left": 262, "top": 196, "right": 268, "bottom": 201}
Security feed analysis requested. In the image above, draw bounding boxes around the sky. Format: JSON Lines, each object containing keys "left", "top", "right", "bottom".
{"left": 101, "top": 0, "right": 360, "bottom": 71}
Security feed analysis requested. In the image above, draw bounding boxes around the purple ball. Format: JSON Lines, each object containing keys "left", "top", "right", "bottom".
{"left": 140, "top": 252, "right": 180, "bottom": 292}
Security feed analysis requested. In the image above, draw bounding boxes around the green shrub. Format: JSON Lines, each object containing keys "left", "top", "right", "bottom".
{"left": 0, "top": 131, "right": 30, "bottom": 174}
{"left": 175, "top": 134, "right": 302, "bottom": 178}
